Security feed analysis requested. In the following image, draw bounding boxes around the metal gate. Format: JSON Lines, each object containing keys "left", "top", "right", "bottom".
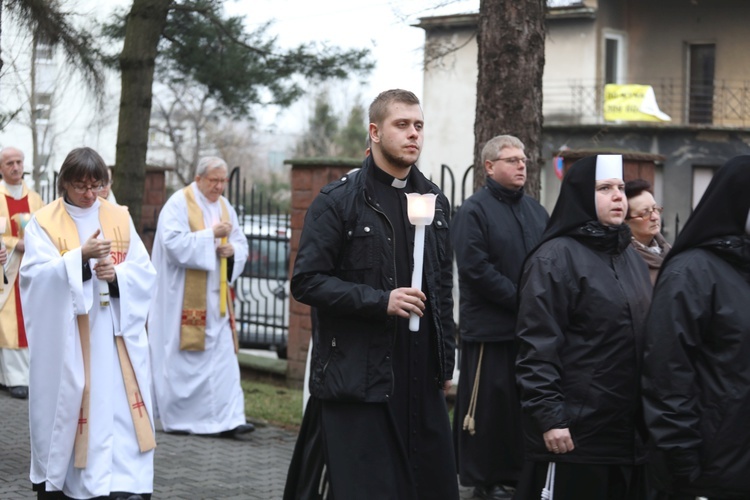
{"left": 438, "top": 163, "right": 474, "bottom": 215}
{"left": 226, "top": 167, "right": 291, "bottom": 358}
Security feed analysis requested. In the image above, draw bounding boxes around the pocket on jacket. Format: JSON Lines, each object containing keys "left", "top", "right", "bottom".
{"left": 340, "top": 223, "right": 376, "bottom": 271}
{"left": 315, "top": 335, "right": 367, "bottom": 400}
{"left": 432, "top": 209, "right": 450, "bottom": 262}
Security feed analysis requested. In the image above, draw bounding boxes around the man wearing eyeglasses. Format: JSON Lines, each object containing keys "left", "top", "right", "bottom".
{"left": 149, "top": 156, "right": 254, "bottom": 439}
{"left": 0, "top": 146, "right": 45, "bottom": 400}
{"left": 451, "top": 135, "right": 548, "bottom": 500}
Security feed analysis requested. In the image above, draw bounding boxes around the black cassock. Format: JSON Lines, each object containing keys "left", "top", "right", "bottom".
{"left": 284, "top": 166, "right": 457, "bottom": 500}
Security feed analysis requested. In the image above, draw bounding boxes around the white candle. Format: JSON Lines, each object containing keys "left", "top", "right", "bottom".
{"left": 405, "top": 193, "right": 437, "bottom": 332}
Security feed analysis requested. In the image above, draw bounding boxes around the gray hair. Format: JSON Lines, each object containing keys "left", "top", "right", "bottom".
{"left": 196, "top": 156, "right": 228, "bottom": 177}
{"left": 481, "top": 135, "right": 525, "bottom": 164}
{"left": 0, "top": 146, "right": 24, "bottom": 163}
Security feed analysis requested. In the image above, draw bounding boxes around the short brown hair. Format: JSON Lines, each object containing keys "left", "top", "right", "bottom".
{"left": 57, "top": 147, "right": 109, "bottom": 195}
{"left": 625, "top": 178, "right": 653, "bottom": 199}
{"left": 368, "top": 89, "right": 420, "bottom": 126}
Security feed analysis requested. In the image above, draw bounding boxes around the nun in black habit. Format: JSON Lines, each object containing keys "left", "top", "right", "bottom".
{"left": 642, "top": 155, "right": 750, "bottom": 500}
{"left": 514, "top": 155, "right": 652, "bottom": 500}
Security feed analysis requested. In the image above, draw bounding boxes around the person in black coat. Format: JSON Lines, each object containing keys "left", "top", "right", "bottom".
{"left": 642, "top": 155, "right": 750, "bottom": 500}
{"left": 451, "top": 135, "right": 548, "bottom": 500}
{"left": 514, "top": 154, "right": 652, "bottom": 500}
{"left": 283, "top": 89, "right": 458, "bottom": 500}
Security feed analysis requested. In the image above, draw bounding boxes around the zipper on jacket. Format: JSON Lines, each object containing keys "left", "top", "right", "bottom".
{"left": 322, "top": 337, "right": 337, "bottom": 374}
{"left": 364, "top": 192, "right": 398, "bottom": 397}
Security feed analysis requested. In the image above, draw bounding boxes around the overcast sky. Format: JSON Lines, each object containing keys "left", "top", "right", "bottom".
{"left": 225, "top": 0, "right": 478, "bottom": 133}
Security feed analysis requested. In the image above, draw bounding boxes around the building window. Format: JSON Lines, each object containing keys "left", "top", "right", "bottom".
{"left": 604, "top": 32, "right": 626, "bottom": 85}
{"left": 37, "top": 154, "right": 50, "bottom": 169}
{"left": 34, "top": 93, "right": 53, "bottom": 121}
{"left": 692, "top": 165, "right": 717, "bottom": 209}
{"left": 687, "top": 43, "right": 715, "bottom": 124}
{"left": 34, "top": 34, "right": 54, "bottom": 62}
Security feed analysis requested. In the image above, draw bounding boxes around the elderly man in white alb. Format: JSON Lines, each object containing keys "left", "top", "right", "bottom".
{"left": 0, "top": 146, "right": 45, "bottom": 400}
{"left": 149, "top": 156, "right": 253, "bottom": 438}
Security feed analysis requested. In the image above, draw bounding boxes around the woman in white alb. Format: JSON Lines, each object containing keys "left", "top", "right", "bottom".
{"left": 21, "top": 147, "right": 156, "bottom": 499}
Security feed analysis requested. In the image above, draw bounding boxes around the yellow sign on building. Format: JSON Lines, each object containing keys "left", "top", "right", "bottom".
{"left": 603, "top": 84, "right": 671, "bottom": 122}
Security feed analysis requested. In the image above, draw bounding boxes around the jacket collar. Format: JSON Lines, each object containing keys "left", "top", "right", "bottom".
{"left": 486, "top": 177, "right": 524, "bottom": 203}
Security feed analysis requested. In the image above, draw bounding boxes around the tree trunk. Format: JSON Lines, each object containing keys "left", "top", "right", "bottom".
{"left": 30, "top": 36, "right": 41, "bottom": 187}
{"left": 473, "top": 0, "right": 546, "bottom": 199}
{"left": 114, "top": 0, "right": 171, "bottom": 227}
{"left": 0, "top": 1, "right": 4, "bottom": 76}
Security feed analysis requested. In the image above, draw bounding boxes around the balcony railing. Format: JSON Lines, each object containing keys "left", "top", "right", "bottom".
{"left": 543, "top": 78, "right": 750, "bottom": 127}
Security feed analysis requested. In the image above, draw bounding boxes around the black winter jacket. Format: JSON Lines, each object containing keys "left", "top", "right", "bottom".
{"left": 451, "top": 178, "right": 548, "bottom": 342}
{"left": 516, "top": 230, "right": 652, "bottom": 464}
{"left": 643, "top": 236, "right": 750, "bottom": 499}
{"left": 291, "top": 158, "right": 456, "bottom": 402}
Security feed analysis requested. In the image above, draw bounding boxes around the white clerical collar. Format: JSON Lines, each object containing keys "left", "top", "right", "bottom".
{"left": 64, "top": 197, "right": 101, "bottom": 218}
{"left": 392, "top": 177, "right": 408, "bottom": 189}
{"left": 1, "top": 181, "right": 24, "bottom": 200}
{"left": 191, "top": 182, "right": 221, "bottom": 208}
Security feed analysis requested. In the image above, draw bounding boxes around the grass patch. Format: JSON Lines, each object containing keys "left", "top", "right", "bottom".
{"left": 242, "top": 376, "right": 303, "bottom": 431}
{"left": 240, "top": 371, "right": 454, "bottom": 433}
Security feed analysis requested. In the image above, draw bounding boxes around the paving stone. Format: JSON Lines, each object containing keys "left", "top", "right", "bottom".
{"left": 0, "top": 391, "right": 297, "bottom": 498}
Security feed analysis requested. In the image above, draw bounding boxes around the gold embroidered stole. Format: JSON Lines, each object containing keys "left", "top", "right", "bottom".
{"left": 34, "top": 198, "right": 156, "bottom": 468}
{"left": 180, "top": 186, "right": 235, "bottom": 351}
{"left": 0, "top": 183, "right": 44, "bottom": 348}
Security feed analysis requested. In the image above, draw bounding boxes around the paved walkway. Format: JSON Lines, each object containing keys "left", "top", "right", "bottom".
{"left": 1, "top": 388, "right": 480, "bottom": 499}
{"left": 0, "top": 389, "right": 297, "bottom": 499}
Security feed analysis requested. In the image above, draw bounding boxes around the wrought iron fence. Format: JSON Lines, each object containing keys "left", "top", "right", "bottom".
{"left": 227, "top": 166, "right": 290, "bottom": 358}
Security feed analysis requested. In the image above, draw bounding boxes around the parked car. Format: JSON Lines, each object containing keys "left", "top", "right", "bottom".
{"left": 234, "top": 215, "right": 290, "bottom": 358}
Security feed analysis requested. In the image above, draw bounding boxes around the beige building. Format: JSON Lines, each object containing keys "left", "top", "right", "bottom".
{"left": 417, "top": 0, "right": 750, "bottom": 240}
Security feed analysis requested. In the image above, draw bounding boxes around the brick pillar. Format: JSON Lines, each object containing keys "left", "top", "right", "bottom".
{"left": 140, "top": 166, "right": 170, "bottom": 254}
{"left": 286, "top": 159, "right": 361, "bottom": 384}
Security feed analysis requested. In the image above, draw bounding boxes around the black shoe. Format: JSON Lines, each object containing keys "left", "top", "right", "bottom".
{"left": 163, "top": 429, "right": 190, "bottom": 435}
{"left": 110, "top": 493, "right": 145, "bottom": 500}
{"left": 474, "top": 484, "right": 514, "bottom": 500}
{"left": 219, "top": 423, "right": 255, "bottom": 439}
{"left": 9, "top": 386, "right": 28, "bottom": 399}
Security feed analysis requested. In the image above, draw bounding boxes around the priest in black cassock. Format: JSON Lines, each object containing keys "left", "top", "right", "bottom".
{"left": 451, "top": 135, "right": 548, "bottom": 500}
{"left": 283, "top": 89, "right": 458, "bottom": 500}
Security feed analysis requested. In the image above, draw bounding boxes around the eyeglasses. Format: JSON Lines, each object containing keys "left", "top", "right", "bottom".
{"left": 492, "top": 157, "right": 528, "bottom": 166}
{"left": 70, "top": 183, "right": 105, "bottom": 194}
{"left": 202, "top": 177, "right": 229, "bottom": 186}
{"left": 629, "top": 205, "right": 664, "bottom": 220}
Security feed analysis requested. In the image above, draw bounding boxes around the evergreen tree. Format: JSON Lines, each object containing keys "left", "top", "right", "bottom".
{"left": 295, "top": 93, "right": 340, "bottom": 158}
{"left": 335, "top": 104, "right": 368, "bottom": 159}
{"left": 109, "top": 0, "right": 374, "bottom": 225}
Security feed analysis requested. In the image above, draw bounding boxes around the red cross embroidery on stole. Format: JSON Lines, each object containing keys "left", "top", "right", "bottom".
{"left": 181, "top": 309, "right": 207, "bottom": 326}
{"left": 78, "top": 408, "right": 87, "bottom": 435}
{"left": 132, "top": 392, "right": 146, "bottom": 418}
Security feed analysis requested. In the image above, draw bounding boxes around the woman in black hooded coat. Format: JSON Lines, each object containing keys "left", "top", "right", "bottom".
{"left": 642, "top": 155, "right": 750, "bottom": 500}
{"left": 514, "top": 155, "right": 652, "bottom": 500}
